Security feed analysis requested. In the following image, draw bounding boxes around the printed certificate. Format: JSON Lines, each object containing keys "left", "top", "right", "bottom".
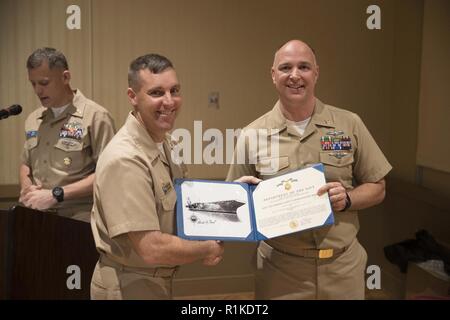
{"left": 175, "top": 163, "right": 334, "bottom": 241}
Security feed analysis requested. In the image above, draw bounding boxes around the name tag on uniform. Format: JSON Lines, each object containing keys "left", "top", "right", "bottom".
{"left": 162, "top": 182, "right": 172, "bottom": 195}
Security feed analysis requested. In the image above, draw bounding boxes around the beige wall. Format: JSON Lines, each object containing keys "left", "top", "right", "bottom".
{"left": 89, "top": 0, "right": 397, "bottom": 180}
{"left": 387, "top": 0, "right": 423, "bottom": 184}
{"left": 2, "top": 0, "right": 401, "bottom": 184}
{"left": 416, "top": 0, "right": 450, "bottom": 198}
{"left": 1, "top": 0, "right": 436, "bottom": 186}
{"left": 417, "top": 0, "right": 450, "bottom": 174}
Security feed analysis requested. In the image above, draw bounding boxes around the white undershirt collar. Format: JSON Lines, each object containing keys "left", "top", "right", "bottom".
{"left": 286, "top": 117, "right": 311, "bottom": 136}
{"left": 51, "top": 103, "right": 71, "bottom": 118}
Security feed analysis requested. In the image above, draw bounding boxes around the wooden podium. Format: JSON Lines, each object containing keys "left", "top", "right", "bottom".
{"left": 0, "top": 206, "right": 98, "bottom": 299}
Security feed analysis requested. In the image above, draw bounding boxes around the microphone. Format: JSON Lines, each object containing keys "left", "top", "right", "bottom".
{"left": 0, "top": 104, "right": 22, "bottom": 120}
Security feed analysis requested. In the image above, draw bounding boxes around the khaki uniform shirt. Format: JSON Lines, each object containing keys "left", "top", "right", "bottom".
{"left": 21, "top": 89, "right": 116, "bottom": 219}
{"left": 227, "top": 99, "right": 392, "bottom": 252}
{"left": 91, "top": 112, "right": 186, "bottom": 269}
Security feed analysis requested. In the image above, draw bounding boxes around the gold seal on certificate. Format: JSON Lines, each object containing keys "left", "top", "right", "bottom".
{"left": 175, "top": 163, "right": 334, "bottom": 241}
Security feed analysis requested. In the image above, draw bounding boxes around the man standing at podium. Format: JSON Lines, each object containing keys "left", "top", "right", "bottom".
{"left": 19, "top": 48, "right": 116, "bottom": 222}
{"left": 90, "top": 54, "right": 224, "bottom": 299}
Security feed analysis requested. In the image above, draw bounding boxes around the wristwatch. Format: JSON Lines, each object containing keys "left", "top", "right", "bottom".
{"left": 340, "top": 192, "right": 352, "bottom": 212}
{"left": 52, "top": 186, "right": 64, "bottom": 203}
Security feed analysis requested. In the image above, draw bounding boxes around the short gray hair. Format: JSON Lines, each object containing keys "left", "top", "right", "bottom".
{"left": 26, "top": 47, "right": 69, "bottom": 70}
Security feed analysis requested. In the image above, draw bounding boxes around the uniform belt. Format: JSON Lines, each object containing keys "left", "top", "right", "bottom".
{"left": 261, "top": 241, "right": 348, "bottom": 259}
{"left": 100, "top": 255, "right": 178, "bottom": 278}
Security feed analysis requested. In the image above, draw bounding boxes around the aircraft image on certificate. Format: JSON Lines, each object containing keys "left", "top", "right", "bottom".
{"left": 175, "top": 163, "right": 334, "bottom": 241}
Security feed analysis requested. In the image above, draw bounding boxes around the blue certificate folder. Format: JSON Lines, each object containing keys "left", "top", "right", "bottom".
{"left": 175, "top": 163, "right": 334, "bottom": 242}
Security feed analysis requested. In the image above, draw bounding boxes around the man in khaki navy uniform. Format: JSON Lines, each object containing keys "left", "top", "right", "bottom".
{"left": 227, "top": 40, "right": 392, "bottom": 299}
{"left": 19, "top": 48, "right": 115, "bottom": 222}
{"left": 90, "top": 54, "right": 226, "bottom": 299}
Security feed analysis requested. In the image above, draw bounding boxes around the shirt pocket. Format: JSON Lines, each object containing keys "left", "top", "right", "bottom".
{"left": 319, "top": 152, "right": 354, "bottom": 183}
{"left": 155, "top": 177, "right": 176, "bottom": 214}
{"left": 255, "top": 156, "right": 290, "bottom": 178}
{"left": 26, "top": 137, "right": 39, "bottom": 150}
{"left": 53, "top": 139, "right": 86, "bottom": 172}
{"left": 25, "top": 137, "right": 39, "bottom": 164}
{"left": 157, "top": 187, "right": 176, "bottom": 234}
{"left": 54, "top": 139, "right": 84, "bottom": 152}
{"left": 160, "top": 188, "right": 176, "bottom": 211}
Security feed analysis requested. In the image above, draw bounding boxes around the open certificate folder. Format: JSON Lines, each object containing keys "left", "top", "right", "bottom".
{"left": 175, "top": 163, "right": 334, "bottom": 241}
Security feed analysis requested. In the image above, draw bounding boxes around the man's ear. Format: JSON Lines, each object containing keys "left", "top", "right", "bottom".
{"left": 315, "top": 65, "right": 319, "bottom": 83}
{"left": 127, "top": 88, "right": 137, "bottom": 107}
{"left": 271, "top": 67, "right": 276, "bottom": 85}
{"left": 62, "top": 70, "right": 71, "bottom": 84}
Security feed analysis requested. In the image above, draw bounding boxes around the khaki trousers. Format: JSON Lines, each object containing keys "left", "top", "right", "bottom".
{"left": 255, "top": 238, "right": 368, "bottom": 300}
{"left": 56, "top": 205, "right": 91, "bottom": 222}
{"left": 90, "top": 259, "right": 175, "bottom": 300}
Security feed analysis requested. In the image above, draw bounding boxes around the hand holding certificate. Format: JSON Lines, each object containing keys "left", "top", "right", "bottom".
{"left": 175, "top": 163, "right": 334, "bottom": 241}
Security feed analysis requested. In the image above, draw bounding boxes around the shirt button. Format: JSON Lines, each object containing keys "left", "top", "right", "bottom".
{"left": 46, "top": 142, "right": 50, "bottom": 146}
